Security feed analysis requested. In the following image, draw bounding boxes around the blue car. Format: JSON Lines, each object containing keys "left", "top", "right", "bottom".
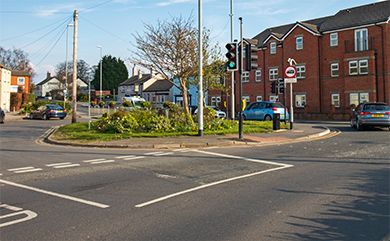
{"left": 242, "top": 101, "right": 289, "bottom": 121}
{"left": 30, "top": 104, "right": 67, "bottom": 120}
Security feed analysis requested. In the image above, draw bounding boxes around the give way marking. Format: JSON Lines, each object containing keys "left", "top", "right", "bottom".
{"left": 0, "top": 203, "right": 37, "bottom": 228}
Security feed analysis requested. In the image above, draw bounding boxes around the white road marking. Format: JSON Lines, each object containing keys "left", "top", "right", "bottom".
{"left": 0, "top": 204, "right": 37, "bottom": 228}
{"left": 83, "top": 160, "right": 115, "bottom": 164}
{"left": 7, "top": 167, "right": 42, "bottom": 174}
{"left": 115, "top": 156, "right": 145, "bottom": 161}
{"left": 144, "top": 151, "right": 163, "bottom": 155}
{"left": 45, "top": 162, "right": 72, "bottom": 167}
{"left": 53, "top": 164, "right": 80, "bottom": 169}
{"left": 135, "top": 149, "right": 293, "bottom": 208}
{"left": 0, "top": 179, "right": 109, "bottom": 209}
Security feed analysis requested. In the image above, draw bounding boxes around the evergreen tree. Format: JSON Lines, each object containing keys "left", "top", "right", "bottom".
{"left": 92, "top": 55, "right": 128, "bottom": 93}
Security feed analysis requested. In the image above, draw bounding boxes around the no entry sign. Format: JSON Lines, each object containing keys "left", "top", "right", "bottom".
{"left": 284, "top": 66, "right": 297, "bottom": 78}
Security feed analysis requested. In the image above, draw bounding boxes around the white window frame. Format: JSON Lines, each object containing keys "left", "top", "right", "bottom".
{"left": 331, "top": 63, "right": 339, "bottom": 77}
{"left": 242, "top": 96, "right": 250, "bottom": 109}
{"left": 355, "top": 29, "right": 368, "bottom": 51}
{"left": 331, "top": 94, "right": 340, "bottom": 107}
{"left": 211, "top": 96, "right": 216, "bottom": 106}
{"left": 269, "top": 95, "right": 277, "bottom": 102}
{"left": 269, "top": 68, "right": 278, "bottom": 81}
{"left": 216, "top": 96, "right": 221, "bottom": 106}
{"left": 330, "top": 33, "right": 338, "bottom": 46}
{"left": 350, "top": 92, "right": 369, "bottom": 106}
{"left": 359, "top": 59, "right": 368, "bottom": 74}
{"left": 296, "top": 94, "right": 306, "bottom": 107}
{"left": 242, "top": 71, "right": 249, "bottom": 82}
{"left": 17, "top": 77, "right": 25, "bottom": 85}
{"left": 349, "top": 61, "right": 358, "bottom": 75}
{"left": 256, "top": 95, "right": 262, "bottom": 102}
{"left": 296, "top": 66, "right": 305, "bottom": 79}
{"left": 296, "top": 37, "right": 303, "bottom": 50}
{"left": 255, "top": 69, "right": 261, "bottom": 82}
{"left": 270, "top": 42, "right": 276, "bottom": 54}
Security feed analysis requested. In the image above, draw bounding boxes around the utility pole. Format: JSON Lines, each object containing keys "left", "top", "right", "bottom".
{"left": 71, "top": 10, "right": 78, "bottom": 123}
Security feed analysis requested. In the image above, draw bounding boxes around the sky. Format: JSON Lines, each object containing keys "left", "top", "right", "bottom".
{"left": 0, "top": 0, "right": 385, "bottom": 84}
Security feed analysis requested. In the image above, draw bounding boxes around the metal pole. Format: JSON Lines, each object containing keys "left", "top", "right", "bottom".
{"left": 230, "top": 0, "right": 235, "bottom": 120}
{"left": 88, "top": 80, "right": 91, "bottom": 130}
{"left": 71, "top": 10, "right": 78, "bottom": 123}
{"left": 97, "top": 46, "right": 103, "bottom": 103}
{"left": 290, "top": 82, "right": 293, "bottom": 129}
{"left": 65, "top": 24, "right": 73, "bottom": 108}
{"left": 239, "top": 17, "right": 243, "bottom": 139}
{"left": 198, "top": 0, "right": 203, "bottom": 136}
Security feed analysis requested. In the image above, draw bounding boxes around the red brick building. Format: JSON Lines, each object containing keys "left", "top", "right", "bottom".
{"left": 211, "top": 1, "right": 389, "bottom": 120}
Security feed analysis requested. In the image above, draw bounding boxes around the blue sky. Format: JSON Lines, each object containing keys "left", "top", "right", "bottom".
{"left": 0, "top": 0, "right": 384, "bottom": 83}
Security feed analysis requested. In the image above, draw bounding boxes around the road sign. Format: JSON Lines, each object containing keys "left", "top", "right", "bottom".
{"left": 284, "top": 65, "right": 297, "bottom": 78}
{"left": 285, "top": 77, "right": 297, "bottom": 83}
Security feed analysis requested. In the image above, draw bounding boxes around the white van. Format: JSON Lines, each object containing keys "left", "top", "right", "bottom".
{"left": 120, "top": 96, "right": 146, "bottom": 108}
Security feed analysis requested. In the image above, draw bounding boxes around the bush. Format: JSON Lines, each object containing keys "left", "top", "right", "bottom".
{"left": 92, "top": 111, "right": 139, "bottom": 133}
{"left": 146, "top": 115, "right": 171, "bottom": 132}
{"left": 98, "top": 101, "right": 105, "bottom": 107}
{"left": 122, "top": 101, "right": 131, "bottom": 107}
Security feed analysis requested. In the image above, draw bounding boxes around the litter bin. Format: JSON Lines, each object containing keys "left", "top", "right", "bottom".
{"left": 273, "top": 113, "right": 280, "bottom": 130}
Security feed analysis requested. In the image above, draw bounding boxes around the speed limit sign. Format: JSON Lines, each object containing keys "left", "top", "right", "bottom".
{"left": 284, "top": 66, "right": 297, "bottom": 78}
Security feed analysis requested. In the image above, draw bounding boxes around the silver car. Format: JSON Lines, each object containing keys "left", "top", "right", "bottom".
{"left": 350, "top": 102, "right": 390, "bottom": 131}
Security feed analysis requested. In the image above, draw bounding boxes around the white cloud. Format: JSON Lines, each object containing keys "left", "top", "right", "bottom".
{"left": 157, "top": 0, "right": 193, "bottom": 7}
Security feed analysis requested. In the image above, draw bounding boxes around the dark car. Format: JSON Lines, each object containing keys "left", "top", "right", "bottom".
{"left": 350, "top": 102, "right": 390, "bottom": 131}
{"left": 242, "top": 101, "right": 289, "bottom": 121}
{"left": 0, "top": 108, "right": 5, "bottom": 124}
{"left": 30, "top": 104, "right": 67, "bottom": 120}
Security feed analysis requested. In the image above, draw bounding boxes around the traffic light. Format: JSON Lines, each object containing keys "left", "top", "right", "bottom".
{"left": 225, "top": 42, "right": 238, "bottom": 71}
{"left": 245, "top": 44, "right": 259, "bottom": 71}
{"left": 278, "top": 78, "right": 285, "bottom": 94}
{"left": 270, "top": 81, "right": 276, "bottom": 94}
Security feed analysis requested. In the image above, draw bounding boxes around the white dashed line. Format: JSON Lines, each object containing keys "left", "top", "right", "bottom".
{"left": 45, "top": 163, "right": 80, "bottom": 169}
{"left": 7, "top": 167, "right": 42, "bottom": 174}
{"left": 83, "top": 159, "right": 115, "bottom": 164}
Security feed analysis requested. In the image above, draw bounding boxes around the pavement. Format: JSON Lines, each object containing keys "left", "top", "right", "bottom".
{"left": 3, "top": 111, "right": 340, "bottom": 149}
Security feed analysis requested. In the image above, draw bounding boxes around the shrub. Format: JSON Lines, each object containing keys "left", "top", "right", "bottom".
{"left": 146, "top": 115, "right": 171, "bottom": 132}
{"left": 92, "top": 111, "right": 139, "bottom": 133}
{"left": 122, "top": 101, "right": 131, "bottom": 107}
{"left": 98, "top": 101, "right": 105, "bottom": 107}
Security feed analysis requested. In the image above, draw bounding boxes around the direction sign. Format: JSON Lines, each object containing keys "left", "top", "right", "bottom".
{"left": 284, "top": 66, "right": 297, "bottom": 78}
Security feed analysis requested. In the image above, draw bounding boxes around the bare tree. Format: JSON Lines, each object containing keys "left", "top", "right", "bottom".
{"left": 131, "top": 14, "right": 216, "bottom": 115}
{"left": 0, "top": 46, "right": 37, "bottom": 80}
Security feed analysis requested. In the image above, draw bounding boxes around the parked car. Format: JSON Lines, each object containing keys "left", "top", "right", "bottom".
{"left": 0, "top": 108, "right": 5, "bottom": 124}
{"left": 242, "top": 101, "right": 289, "bottom": 121}
{"left": 194, "top": 106, "right": 226, "bottom": 119}
{"left": 30, "top": 104, "right": 67, "bottom": 120}
{"left": 350, "top": 102, "right": 390, "bottom": 131}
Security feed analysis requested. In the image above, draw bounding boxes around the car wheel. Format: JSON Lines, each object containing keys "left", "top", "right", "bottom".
{"left": 60, "top": 117, "right": 64, "bottom": 120}
{"left": 264, "top": 115, "right": 272, "bottom": 121}
{"left": 357, "top": 122, "right": 364, "bottom": 131}
{"left": 350, "top": 118, "right": 356, "bottom": 128}
{"left": 242, "top": 115, "right": 246, "bottom": 120}
{"left": 42, "top": 114, "right": 49, "bottom": 120}
{"left": 29, "top": 113, "right": 34, "bottom": 119}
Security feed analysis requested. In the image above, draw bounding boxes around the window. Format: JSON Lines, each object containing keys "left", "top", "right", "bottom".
{"left": 255, "top": 70, "right": 261, "bottom": 82}
{"left": 211, "top": 97, "right": 216, "bottom": 106}
{"left": 330, "top": 33, "right": 338, "bottom": 46}
{"left": 269, "top": 95, "right": 277, "bottom": 102}
{"left": 296, "top": 66, "right": 305, "bottom": 79}
{"left": 270, "top": 42, "right": 276, "bottom": 54}
{"left": 296, "top": 37, "right": 303, "bottom": 50}
{"left": 355, "top": 29, "right": 368, "bottom": 51}
{"left": 17, "top": 77, "right": 25, "bottom": 85}
{"left": 242, "top": 71, "right": 249, "bottom": 82}
{"left": 331, "top": 63, "right": 339, "bottom": 77}
{"left": 349, "top": 61, "right": 358, "bottom": 75}
{"left": 216, "top": 96, "right": 221, "bottom": 106}
{"left": 243, "top": 96, "right": 250, "bottom": 108}
{"left": 256, "top": 95, "right": 262, "bottom": 102}
{"left": 359, "top": 60, "right": 368, "bottom": 74}
{"left": 350, "top": 92, "right": 369, "bottom": 106}
{"left": 349, "top": 59, "right": 368, "bottom": 75}
{"left": 331, "top": 94, "right": 340, "bottom": 107}
{"left": 296, "top": 95, "right": 306, "bottom": 107}
{"left": 269, "top": 68, "right": 278, "bottom": 81}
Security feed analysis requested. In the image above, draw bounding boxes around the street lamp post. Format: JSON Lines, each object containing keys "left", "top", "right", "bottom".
{"left": 97, "top": 45, "right": 103, "bottom": 102}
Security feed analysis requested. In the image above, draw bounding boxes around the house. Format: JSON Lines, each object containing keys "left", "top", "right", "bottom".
{"left": 35, "top": 71, "right": 88, "bottom": 98}
{"left": 11, "top": 70, "right": 31, "bottom": 93}
{"left": 0, "top": 64, "right": 11, "bottom": 112}
{"left": 212, "top": 1, "right": 389, "bottom": 121}
{"left": 118, "top": 65, "right": 174, "bottom": 107}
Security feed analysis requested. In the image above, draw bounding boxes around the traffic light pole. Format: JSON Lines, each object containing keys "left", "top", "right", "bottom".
{"left": 230, "top": 0, "right": 235, "bottom": 120}
{"left": 238, "top": 17, "right": 243, "bottom": 139}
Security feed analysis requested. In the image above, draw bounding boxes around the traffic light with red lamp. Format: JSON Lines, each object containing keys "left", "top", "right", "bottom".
{"left": 225, "top": 42, "right": 238, "bottom": 71}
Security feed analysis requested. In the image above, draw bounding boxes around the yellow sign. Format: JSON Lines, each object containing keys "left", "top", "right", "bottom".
{"left": 224, "top": 101, "right": 226, "bottom": 107}
{"left": 242, "top": 99, "right": 246, "bottom": 110}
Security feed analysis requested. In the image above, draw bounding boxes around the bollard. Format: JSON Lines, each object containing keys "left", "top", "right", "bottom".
{"left": 273, "top": 113, "right": 280, "bottom": 130}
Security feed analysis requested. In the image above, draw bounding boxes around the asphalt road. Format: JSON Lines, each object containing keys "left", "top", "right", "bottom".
{"left": 0, "top": 119, "right": 389, "bottom": 241}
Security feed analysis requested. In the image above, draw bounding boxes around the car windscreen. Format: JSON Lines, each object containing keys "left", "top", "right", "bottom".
{"left": 363, "top": 104, "right": 390, "bottom": 111}
{"left": 47, "top": 105, "right": 63, "bottom": 110}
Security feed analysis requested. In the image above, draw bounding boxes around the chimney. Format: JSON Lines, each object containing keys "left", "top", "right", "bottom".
{"left": 132, "top": 64, "right": 137, "bottom": 77}
{"left": 47, "top": 71, "right": 51, "bottom": 79}
{"left": 150, "top": 67, "right": 155, "bottom": 77}
{"left": 138, "top": 69, "right": 142, "bottom": 79}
